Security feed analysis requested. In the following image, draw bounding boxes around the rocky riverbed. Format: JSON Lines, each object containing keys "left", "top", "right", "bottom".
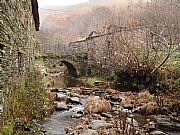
{"left": 43, "top": 86, "right": 180, "bottom": 135}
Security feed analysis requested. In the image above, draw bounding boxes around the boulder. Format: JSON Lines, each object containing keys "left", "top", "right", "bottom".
{"left": 0, "top": 104, "right": 3, "bottom": 112}
{"left": 126, "top": 117, "right": 139, "bottom": 127}
{"left": 132, "top": 107, "right": 141, "bottom": 113}
{"left": 56, "top": 93, "right": 69, "bottom": 103}
{"left": 70, "top": 92, "right": 79, "bottom": 97}
{"left": 123, "top": 104, "right": 134, "bottom": 110}
{"left": 50, "top": 88, "right": 59, "bottom": 92}
{"left": 77, "top": 110, "right": 84, "bottom": 114}
{"left": 56, "top": 102, "right": 68, "bottom": 111}
{"left": 91, "top": 120, "right": 113, "bottom": 130}
{"left": 72, "top": 106, "right": 84, "bottom": 114}
{"left": 72, "top": 114, "right": 83, "bottom": 119}
{"left": 57, "top": 88, "right": 67, "bottom": 93}
{"left": 101, "top": 113, "right": 113, "bottom": 118}
{"left": 156, "top": 116, "right": 180, "bottom": 131}
{"left": 80, "top": 129, "right": 99, "bottom": 135}
{"left": 143, "top": 121, "right": 156, "bottom": 131}
{"left": 70, "top": 97, "right": 81, "bottom": 104}
{"left": 150, "top": 130, "right": 167, "bottom": 135}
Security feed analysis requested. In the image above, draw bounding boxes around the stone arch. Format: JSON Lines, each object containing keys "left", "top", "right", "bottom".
{"left": 60, "top": 60, "right": 77, "bottom": 77}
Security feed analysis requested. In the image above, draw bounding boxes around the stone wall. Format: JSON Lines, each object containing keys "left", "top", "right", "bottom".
{"left": 0, "top": 0, "right": 38, "bottom": 97}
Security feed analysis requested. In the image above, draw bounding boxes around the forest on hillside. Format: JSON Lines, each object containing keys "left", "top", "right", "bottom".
{"left": 37, "top": 0, "right": 180, "bottom": 92}
{"left": 37, "top": 0, "right": 179, "bottom": 53}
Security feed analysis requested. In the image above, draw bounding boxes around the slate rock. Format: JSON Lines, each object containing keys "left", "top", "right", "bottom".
{"left": 50, "top": 88, "right": 59, "bottom": 92}
{"left": 126, "top": 117, "right": 139, "bottom": 127}
{"left": 70, "top": 97, "right": 81, "bottom": 104}
{"left": 56, "top": 93, "right": 69, "bottom": 102}
{"left": 0, "top": 104, "right": 3, "bottom": 112}
{"left": 101, "top": 113, "right": 113, "bottom": 118}
{"left": 123, "top": 104, "right": 134, "bottom": 110}
{"left": 91, "top": 120, "right": 113, "bottom": 130}
{"left": 56, "top": 102, "right": 68, "bottom": 111}
{"left": 80, "top": 129, "right": 99, "bottom": 135}
{"left": 72, "top": 114, "right": 83, "bottom": 118}
{"left": 150, "top": 130, "right": 167, "bottom": 135}
{"left": 143, "top": 121, "right": 156, "bottom": 131}
{"left": 156, "top": 116, "right": 180, "bottom": 131}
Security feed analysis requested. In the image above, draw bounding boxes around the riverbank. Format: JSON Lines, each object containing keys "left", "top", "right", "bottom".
{"left": 45, "top": 86, "right": 180, "bottom": 135}
{"left": 43, "top": 64, "right": 180, "bottom": 135}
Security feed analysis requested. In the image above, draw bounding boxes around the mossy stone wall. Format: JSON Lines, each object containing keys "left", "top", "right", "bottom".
{"left": 0, "top": 0, "right": 37, "bottom": 93}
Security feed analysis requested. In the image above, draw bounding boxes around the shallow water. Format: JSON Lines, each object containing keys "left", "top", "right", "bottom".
{"left": 44, "top": 106, "right": 80, "bottom": 135}
{"left": 52, "top": 76, "right": 91, "bottom": 88}
{"left": 44, "top": 74, "right": 82, "bottom": 135}
{"left": 44, "top": 74, "right": 180, "bottom": 135}
{"left": 44, "top": 96, "right": 87, "bottom": 135}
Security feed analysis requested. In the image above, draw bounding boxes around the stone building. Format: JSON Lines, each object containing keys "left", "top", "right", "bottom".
{"left": 0, "top": 0, "right": 40, "bottom": 96}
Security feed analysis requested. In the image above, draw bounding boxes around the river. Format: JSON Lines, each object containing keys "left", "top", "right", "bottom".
{"left": 43, "top": 75, "right": 180, "bottom": 135}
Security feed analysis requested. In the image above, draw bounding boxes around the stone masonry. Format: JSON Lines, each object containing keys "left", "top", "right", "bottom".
{"left": 0, "top": 0, "right": 40, "bottom": 101}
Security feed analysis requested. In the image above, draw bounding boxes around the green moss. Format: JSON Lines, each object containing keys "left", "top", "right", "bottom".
{"left": 164, "top": 51, "right": 180, "bottom": 67}
{"left": 0, "top": 121, "right": 14, "bottom": 135}
{"left": 1, "top": 70, "right": 52, "bottom": 134}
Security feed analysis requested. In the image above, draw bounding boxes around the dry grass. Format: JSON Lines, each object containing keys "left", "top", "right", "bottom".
{"left": 84, "top": 96, "right": 112, "bottom": 114}
{"left": 97, "top": 128, "right": 117, "bottom": 135}
{"left": 48, "top": 92, "right": 56, "bottom": 102}
{"left": 140, "top": 101, "right": 158, "bottom": 115}
{"left": 121, "top": 97, "right": 135, "bottom": 106}
{"left": 136, "top": 90, "right": 152, "bottom": 105}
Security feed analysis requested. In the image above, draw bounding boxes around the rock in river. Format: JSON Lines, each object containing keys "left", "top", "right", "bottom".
{"left": 0, "top": 104, "right": 3, "bottom": 113}
{"left": 50, "top": 88, "right": 59, "bottom": 92}
{"left": 156, "top": 115, "right": 180, "bottom": 131}
{"left": 80, "top": 129, "right": 99, "bottom": 135}
{"left": 91, "top": 120, "right": 113, "bottom": 130}
{"left": 101, "top": 113, "right": 113, "bottom": 118}
{"left": 126, "top": 117, "right": 139, "bottom": 127}
{"left": 56, "top": 93, "right": 69, "bottom": 103}
{"left": 70, "top": 97, "right": 81, "bottom": 104}
{"left": 56, "top": 102, "right": 69, "bottom": 111}
{"left": 150, "top": 130, "right": 167, "bottom": 135}
{"left": 123, "top": 104, "right": 134, "bottom": 110}
{"left": 72, "top": 113, "right": 83, "bottom": 119}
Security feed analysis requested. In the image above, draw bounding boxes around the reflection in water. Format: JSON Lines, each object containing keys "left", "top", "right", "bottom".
{"left": 44, "top": 92, "right": 87, "bottom": 135}
{"left": 44, "top": 108, "right": 80, "bottom": 135}
{"left": 44, "top": 75, "right": 88, "bottom": 135}
{"left": 44, "top": 75, "right": 180, "bottom": 135}
{"left": 53, "top": 76, "right": 90, "bottom": 88}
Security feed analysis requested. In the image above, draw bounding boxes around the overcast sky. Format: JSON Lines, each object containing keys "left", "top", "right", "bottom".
{"left": 38, "top": 0, "right": 89, "bottom": 7}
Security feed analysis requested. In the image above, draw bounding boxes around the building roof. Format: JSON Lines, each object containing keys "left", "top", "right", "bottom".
{"left": 31, "top": 0, "right": 40, "bottom": 31}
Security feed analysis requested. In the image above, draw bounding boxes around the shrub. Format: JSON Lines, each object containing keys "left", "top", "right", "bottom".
{"left": 0, "top": 122, "right": 14, "bottom": 135}
{"left": 111, "top": 67, "right": 158, "bottom": 91}
{"left": 1, "top": 69, "right": 52, "bottom": 134}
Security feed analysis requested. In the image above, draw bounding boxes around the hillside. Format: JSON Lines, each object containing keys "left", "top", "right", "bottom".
{"left": 37, "top": 0, "right": 149, "bottom": 46}
{"left": 39, "top": 0, "right": 129, "bottom": 28}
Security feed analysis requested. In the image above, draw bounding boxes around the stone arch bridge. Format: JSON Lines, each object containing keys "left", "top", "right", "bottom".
{"left": 37, "top": 53, "right": 88, "bottom": 77}
{"left": 39, "top": 24, "right": 180, "bottom": 77}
